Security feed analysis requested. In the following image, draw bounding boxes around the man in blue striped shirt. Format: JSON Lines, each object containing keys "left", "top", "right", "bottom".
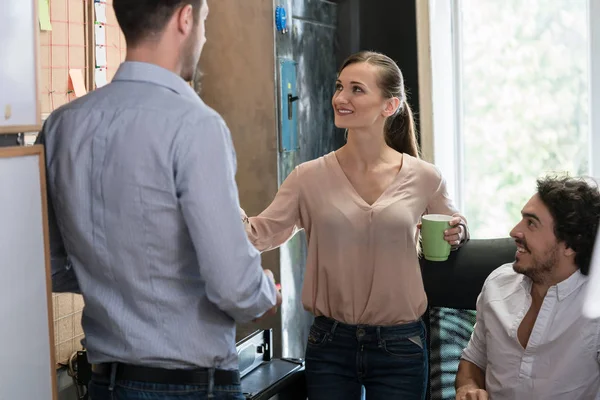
{"left": 37, "top": 1, "right": 280, "bottom": 398}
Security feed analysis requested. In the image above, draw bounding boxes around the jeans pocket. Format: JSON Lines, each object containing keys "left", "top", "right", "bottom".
{"left": 407, "top": 335, "right": 423, "bottom": 349}
{"left": 381, "top": 336, "right": 424, "bottom": 359}
{"left": 307, "top": 324, "right": 329, "bottom": 348}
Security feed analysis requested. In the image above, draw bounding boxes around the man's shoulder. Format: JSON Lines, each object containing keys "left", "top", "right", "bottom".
{"left": 47, "top": 82, "right": 224, "bottom": 133}
{"left": 486, "top": 263, "right": 518, "bottom": 281}
{"left": 481, "top": 263, "right": 523, "bottom": 297}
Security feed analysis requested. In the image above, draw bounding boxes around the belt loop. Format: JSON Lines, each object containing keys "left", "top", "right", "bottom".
{"left": 376, "top": 326, "right": 383, "bottom": 347}
{"left": 328, "top": 320, "right": 338, "bottom": 341}
{"left": 207, "top": 368, "right": 215, "bottom": 399}
{"left": 108, "top": 363, "right": 117, "bottom": 392}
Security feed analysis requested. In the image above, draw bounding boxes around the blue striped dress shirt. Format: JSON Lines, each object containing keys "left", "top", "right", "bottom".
{"left": 37, "top": 61, "right": 277, "bottom": 370}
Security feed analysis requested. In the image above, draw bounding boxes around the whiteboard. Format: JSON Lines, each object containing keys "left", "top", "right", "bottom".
{"left": 0, "top": 146, "right": 57, "bottom": 400}
{"left": 0, "top": 0, "right": 42, "bottom": 133}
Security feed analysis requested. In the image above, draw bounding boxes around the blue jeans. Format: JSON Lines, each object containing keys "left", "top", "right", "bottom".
{"left": 305, "top": 316, "right": 428, "bottom": 400}
{"left": 88, "top": 372, "right": 245, "bottom": 400}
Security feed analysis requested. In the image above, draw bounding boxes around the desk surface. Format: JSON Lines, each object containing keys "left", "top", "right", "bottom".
{"left": 241, "top": 358, "right": 305, "bottom": 400}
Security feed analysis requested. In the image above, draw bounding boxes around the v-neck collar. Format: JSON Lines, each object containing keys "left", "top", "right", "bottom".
{"left": 327, "top": 151, "right": 410, "bottom": 208}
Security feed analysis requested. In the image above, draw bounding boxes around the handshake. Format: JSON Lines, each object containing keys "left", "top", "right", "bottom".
{"left": 254, "top": 268, "right": 283, "bottom": 323}
{"left": 239, "top": 207, "right": 282, "bottom": 321}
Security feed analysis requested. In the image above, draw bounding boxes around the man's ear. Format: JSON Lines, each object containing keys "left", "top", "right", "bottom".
{"left": 176, "top": 4, "right": 194, "bottom": 36}
{"left": 564, "top": 247, "right": 575, "bottom": 257}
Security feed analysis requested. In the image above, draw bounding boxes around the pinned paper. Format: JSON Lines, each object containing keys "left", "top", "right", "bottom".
{"left": 95, "top": 46, "right": 107, "bottom": 67}
{"left": 38, "top": 0, "right": 52, "bottom": 31}
{"left": 94, "top": 2, "right": 107, "bottom": 23}
{"left": 94, "top": 24, "right": 106, "bottom": 46}
{"left": 95, "top": 68, "right": 108, "bottom": 88}
{"left": 68, "top": 69, "right": 87, "bottom": 97}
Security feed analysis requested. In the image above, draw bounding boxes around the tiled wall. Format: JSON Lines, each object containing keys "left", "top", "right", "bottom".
{"left": 52, "top": 293, "right": 85, "bottom": 365}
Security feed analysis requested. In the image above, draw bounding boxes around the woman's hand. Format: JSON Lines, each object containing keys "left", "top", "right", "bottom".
{"left": 444, "top": 213, "right": 465, "bottom": 246}
{"left": 240, "top": 207, "right": 249, "bottom": 225}
{"left": 417, "top": 213, "right": 466, "bottom": 247}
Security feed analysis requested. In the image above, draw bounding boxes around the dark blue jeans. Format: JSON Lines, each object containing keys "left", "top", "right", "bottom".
{"left": 88, "top": 370, "right": 245, "bottom": 400}
{"left": 305, "top": 316, "right": 428, "bottom": 400}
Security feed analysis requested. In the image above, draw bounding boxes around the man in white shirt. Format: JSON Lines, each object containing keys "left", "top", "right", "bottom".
{"left": 455, "top": 176, "right": 600, "bottom": 400}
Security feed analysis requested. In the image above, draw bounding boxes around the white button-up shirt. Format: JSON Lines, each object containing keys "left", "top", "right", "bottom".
{"left": 462, "top": 263, "right": 600, "bottom": 399}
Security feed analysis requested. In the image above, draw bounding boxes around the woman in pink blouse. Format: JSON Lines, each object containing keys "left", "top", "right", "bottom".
{"left": 241, "top": 51, "right": 468, "bottom": 400}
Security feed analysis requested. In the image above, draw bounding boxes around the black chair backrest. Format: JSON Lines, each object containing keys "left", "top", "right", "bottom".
{"left": 420, "top": 238, "right": 517, "bottom": 400}
{"left": 421, "top": 238, "right": 517, "bottom": 310}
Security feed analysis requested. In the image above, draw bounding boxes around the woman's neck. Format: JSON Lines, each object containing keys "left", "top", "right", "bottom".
{"left": 340, "top": 127, "right": 400, "bottom": 171}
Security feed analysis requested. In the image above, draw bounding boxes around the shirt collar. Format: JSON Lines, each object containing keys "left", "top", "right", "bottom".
{"left": 555, "top": 269, "right": 587, "bottom": 301}
{"left": 519, "top": 267, "right": 587, "bottom": 301}
{"left": 112, "top": 61, "right": 199, "bottom": 101}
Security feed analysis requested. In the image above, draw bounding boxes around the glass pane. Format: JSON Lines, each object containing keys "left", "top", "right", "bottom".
{"left": 459, "top": 0, "right": 590, "bottom": 238}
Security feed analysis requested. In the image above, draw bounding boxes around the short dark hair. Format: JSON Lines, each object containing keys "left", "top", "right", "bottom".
{"left": 113, "top": 0, "right": 203, "bottom": 46}
{"left": 537, "top": 176, "right": 600, "bottom": 275}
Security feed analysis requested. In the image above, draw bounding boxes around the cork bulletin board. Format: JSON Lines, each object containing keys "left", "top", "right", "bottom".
{"left": 39, "top": 0, "right": 92, "bottom": 118}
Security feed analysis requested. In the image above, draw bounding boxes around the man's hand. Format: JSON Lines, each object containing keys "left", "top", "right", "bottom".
{"left": 456, "top": 386, "right": 489, "bottom": 400}
{"left": 253, "top": 269, "right": 282, "bottom": 322}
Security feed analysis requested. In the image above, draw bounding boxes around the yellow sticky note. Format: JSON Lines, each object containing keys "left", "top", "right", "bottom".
{"left": 69, "top": 69, "right": 87, "bottom": 97}
{"left": 4, "top": 105, "right": 12, "bottom": 120}
{"left": 38, "top": 0, "right": 52, "bottom": 31}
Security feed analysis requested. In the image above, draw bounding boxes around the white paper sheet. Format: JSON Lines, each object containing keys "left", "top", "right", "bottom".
{"left": 94, "top": 23, "right": 106, "bottom": 46}
{"left": 94, "top": 3, "right": 106, "bottom": 23}
{"left": 95, "top": 46, "right": 107, "bottom": 68}
{"left": 95, "top": 68, "right": 108, "bottom": 88}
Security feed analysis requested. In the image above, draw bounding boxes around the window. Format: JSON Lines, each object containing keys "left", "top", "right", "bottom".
{"left": 415, "top": 4, "right": 600, "bottom": 397}
{"left": 421, "top": 0, "right": 600, "bottom": 239}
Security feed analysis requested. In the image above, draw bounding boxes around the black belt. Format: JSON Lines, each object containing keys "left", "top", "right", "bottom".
{"left": 91, "top": 363, "right": 240, "bottom": 386}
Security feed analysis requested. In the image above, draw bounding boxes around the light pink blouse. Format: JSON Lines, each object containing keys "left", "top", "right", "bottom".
{"left": 244, "top": 152, "right": 462, "bottom": 325}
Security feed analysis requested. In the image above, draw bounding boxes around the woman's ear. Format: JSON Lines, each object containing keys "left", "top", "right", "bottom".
{"left": 382, "top": 97, "right": 401, "bottom": 117}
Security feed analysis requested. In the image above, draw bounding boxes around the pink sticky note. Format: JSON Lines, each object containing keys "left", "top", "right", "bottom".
{"left": 69, "top": 69, "right": 87, "bottom": 97}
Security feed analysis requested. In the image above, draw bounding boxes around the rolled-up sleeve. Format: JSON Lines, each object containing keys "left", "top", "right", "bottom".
{"left": 175, "top": 115, "right": 277, "bottom": 323}
{"left": 461, "top": 291, "right": 488, "bottom": 370}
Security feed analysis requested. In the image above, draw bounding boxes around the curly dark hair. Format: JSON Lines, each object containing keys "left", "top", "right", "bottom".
{"left": 537, "top": 176, "right": 600, "bottom": 275}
